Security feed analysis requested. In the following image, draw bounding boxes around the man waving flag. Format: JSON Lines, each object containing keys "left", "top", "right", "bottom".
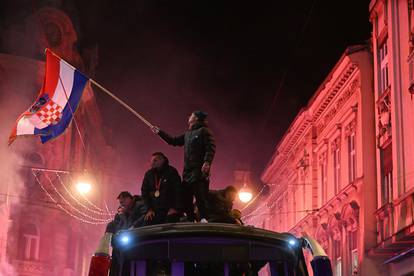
{"left": 8, "top": 49, "right": 89, "bottom": 145}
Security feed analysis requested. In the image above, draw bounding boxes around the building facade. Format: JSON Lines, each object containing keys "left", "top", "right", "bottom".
{"left": 369, "top": 0, "right": 414, "bottom": 275}
{"left": 245, "top": 46, "right": 381, "bottom": 275}
{"left": 0, "top": 6, "right": 117, "bottom": 276}
{"left": 247, "top": 1, "right": 414, "bottom": 275}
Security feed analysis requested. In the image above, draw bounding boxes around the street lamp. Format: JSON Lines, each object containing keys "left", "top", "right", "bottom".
{"left": 75, "top": 171, "right": 93, "bottom": 195}
{"left": 76, "top": 181, "right": 92, "bottom": 195}
{"left": 238, "top": 187, "right": 253, "bottom": 203}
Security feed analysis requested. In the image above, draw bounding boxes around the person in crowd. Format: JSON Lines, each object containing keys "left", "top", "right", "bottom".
{"left": 106, "top": 191, "right": 147, "bottom": 276}
{"left": 206, "top": 185, "right": 239, "bottom": 224}
{"left": 151, "top": 111, "right": 216, "bottom": 223}
{"left": 230, "top": 209, "right": 244, "bottom": 225}
{"left": 106, "top": 191, "right": 147, "bottom": 234}
{"left": 141, "top": 152, "right": 181, "bottom": 225}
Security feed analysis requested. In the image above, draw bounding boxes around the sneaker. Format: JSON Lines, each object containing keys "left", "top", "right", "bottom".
{"left": 200, "top": 218, "right": 208, "bottom": 223}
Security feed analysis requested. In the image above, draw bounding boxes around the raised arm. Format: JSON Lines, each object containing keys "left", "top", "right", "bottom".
{"left": 158, "top": 130, "right": 185, "bottom": 146}
{"left": 151, "top": 125, "right": 185, "bottom": 146}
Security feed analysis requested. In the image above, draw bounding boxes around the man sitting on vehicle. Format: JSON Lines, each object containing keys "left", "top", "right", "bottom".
{"left": 106, "top": 191, "right": 147, "bottom": 276}
{"left": 206, "top": 185, "right": 239, "bottom": 223}
{"left": 141, "top": 152, "right": 181, "bottom": 225}
{"left": 230, "top": 209, "right": 244, "bottom": 225}
{"left": 106, "top": 191, "right": 147, "bottom": 234}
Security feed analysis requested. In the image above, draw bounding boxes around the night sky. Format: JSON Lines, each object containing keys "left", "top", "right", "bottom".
{"left": 1, "top": 0, "right": 371, "bottom": 192}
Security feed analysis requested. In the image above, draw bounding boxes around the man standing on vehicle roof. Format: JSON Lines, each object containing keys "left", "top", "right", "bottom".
{"left": 151, "top": 111, "right": 216, "bottom": 223}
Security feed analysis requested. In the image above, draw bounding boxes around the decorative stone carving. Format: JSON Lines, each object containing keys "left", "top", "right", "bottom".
{"left": 377, "top": 91, "right": 392, "bottom": 147}
{"left": 342, "top": 201, "right": 360, "bottom": 232}
{"left": 316, "top": 226, "right": 329, "bottom": 252}
{"left": 331, "top": 137, "right": 341, "bottom": 152}
{"left": 410, "top": 0, "right": 414, "bottom": 44}
{"left": 30, "top": 7, "right": 84, "bottom": 68}
{"left": 345, "top": 119, "right": 357, "bottom": 138}
{"left": 297, "top": 150, "right": 310, "bottom": 170}
{"left": 316, "top": 78, "right": 360, "bottom": 135}
{"left": 319, "top": 151, "right": 327, "bottom": 165}
{"left": 328, "top": 213, "right": 343, "bottom": 241}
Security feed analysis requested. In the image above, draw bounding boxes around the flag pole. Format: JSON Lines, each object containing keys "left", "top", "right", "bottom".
{"left": 45, "top": 49, "right": 154, "bottom": 129}
{"left": 88, "top": 79, "right": 154, "bottom": 128}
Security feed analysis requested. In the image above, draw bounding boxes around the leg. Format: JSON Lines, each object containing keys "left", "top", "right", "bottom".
{"left": 181, "top": 181, "right": 195, "bottom": 221}
{"left": 109, "top": 249, "right": 119, "bottom": 276}
{"left": 194, "top": 178, "right": 209, "bottom": 219}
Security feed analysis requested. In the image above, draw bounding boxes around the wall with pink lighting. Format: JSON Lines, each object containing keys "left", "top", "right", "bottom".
{"left": 0, "top": 7, "right": 117, "bottom": 276}
{"left": 245, "top": 47, "right": 381, "bottom": 275}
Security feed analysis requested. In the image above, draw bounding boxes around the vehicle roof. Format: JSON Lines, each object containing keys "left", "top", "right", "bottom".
{"left": 115, "top": 222, "right": 297, "bottom": 245}
{"left": 113, "top": 223, "right": 305, "bottom": 267}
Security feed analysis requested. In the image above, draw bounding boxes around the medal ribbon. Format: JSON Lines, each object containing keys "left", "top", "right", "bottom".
{"left": 154, "top": 174, "right": 161, "bottom": 191}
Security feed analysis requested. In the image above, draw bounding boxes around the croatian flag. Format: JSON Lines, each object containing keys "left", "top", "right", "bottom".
{"left": 8, "top": 49, "right": 89, "bottom": 145}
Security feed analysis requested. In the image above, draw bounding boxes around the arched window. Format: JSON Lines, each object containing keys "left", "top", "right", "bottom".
{"left": 349, "top": 230, "right": 358, "bottom": 275}
{"left": 27, "top": 153, "right": 44, "bottom": 165}
{"left": 20, "top": 223, "right": 40, "bottom": 260}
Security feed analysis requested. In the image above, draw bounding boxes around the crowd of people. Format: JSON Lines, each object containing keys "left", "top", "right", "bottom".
{"left": 105, "top": 111, "right": 247, "bottom": 275}
{"left": 106, "top": 110, "right": 243, "bottom": 235}
{"left": 106, "top": 182, "right": 241, "bottom": 235}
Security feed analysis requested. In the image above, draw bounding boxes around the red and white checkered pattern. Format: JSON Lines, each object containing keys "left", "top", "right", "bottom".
{"left": 37, "top": 101, "right": 63, "bottom": 125}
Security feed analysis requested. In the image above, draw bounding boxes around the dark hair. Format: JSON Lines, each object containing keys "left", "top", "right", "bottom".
{"left": 224, "top": 185, "right": 237, "bottom": 195}
{"left": 193, "top": 111, "right": 208, "bottom": 122}
{"left": 152, "top": 152, "right": 169, "bottom": 164}
{"left": 117, "top": 191, "right": 133, "bottom": 199}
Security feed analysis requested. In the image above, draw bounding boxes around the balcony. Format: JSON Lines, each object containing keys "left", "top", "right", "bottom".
{"left": 11, "top": 259, "right": 54, "bottom": 275}
{"left": 370, "top": 190, "right": 414, "bottom": 262}
{"left": 376, "top": 88, "right": 392, "bottom": 149}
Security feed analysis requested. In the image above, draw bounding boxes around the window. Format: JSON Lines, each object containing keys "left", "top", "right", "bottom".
{"left": 408, "top": 52, "right": 414, "bottom": 89}
{"left": 333, "top": 240, "right": 342, "bottom": 276}
{"left": 298, "top": 168, "right": 306, "bottom": 214}
{"left": 348, "top": 134, "right": 356, "bottom": 183}
{"left": 380, "top": 143, "right": 393, "bottom": 205}
{"left": 19, "top": 224, "right": 40, "bottom": 261}
{"left": 349, "top": 231, "right": 358, "bottom": 274}
{"left": 292, "top": 188, "right": 297, "bottom": 224}
{"left": 332, "top": 140, "right": 341, "bottom": 194}
{"left": 320, "top": 153, "right": 328, "bottom": 204}
{"left": 378, "top": 39, "right": 389, "bottom": 94}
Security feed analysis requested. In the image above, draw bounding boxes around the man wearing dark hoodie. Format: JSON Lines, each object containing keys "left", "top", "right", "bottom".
{"left": 151, "top": 111, "right": 216, "bottom": 223}
{"left": 141, "top": 152, "right": 181, "bottom": 225}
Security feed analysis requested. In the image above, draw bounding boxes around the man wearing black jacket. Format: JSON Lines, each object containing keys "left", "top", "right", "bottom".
{"left": 151, "top": 111, "right": 216, "bottom": 222}
{"left": 106, "top": 191, "right": 147, "bottom": 234}
{"left": 106, "top": 191, "right": 147, "bottom": 276}
{"left": 207, "top": 186, "right": 238, "bottom": 224}
{"left": 141, "top": 152, "right": 181, "bottom": 225}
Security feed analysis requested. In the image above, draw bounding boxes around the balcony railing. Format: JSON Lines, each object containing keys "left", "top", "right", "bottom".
{"left": 11, "top": 259, "right": 54, "bottom": 275}
{"left": 373, "top": 189, "right": 414, "bottom": 258}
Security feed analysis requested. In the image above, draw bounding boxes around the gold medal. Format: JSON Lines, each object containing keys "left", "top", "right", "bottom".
{"left": 154, "top": 190, "right": 160, "bottom": 197}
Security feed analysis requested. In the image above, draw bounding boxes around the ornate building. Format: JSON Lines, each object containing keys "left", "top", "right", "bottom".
{"left": 244, "top": 46, "right": 381, "bottom": 275}
{"left": 369, "top": 0, "right": 414, "bottom": 275}
{"left": 0, "top": 5, "right": 117, "bottom": 276}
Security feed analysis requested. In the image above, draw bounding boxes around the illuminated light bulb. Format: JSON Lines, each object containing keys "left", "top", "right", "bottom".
{"left": 288, "top": 239, "right": 297, "bottom": 246}
{"left": 76, "top": 182, "right": 92, "bottom": 195}
{"left": 239, "top": 190, "right": 253, "bottom": 203}
{"left": 120, "top": 234, "right": 130, "bottom": 245}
